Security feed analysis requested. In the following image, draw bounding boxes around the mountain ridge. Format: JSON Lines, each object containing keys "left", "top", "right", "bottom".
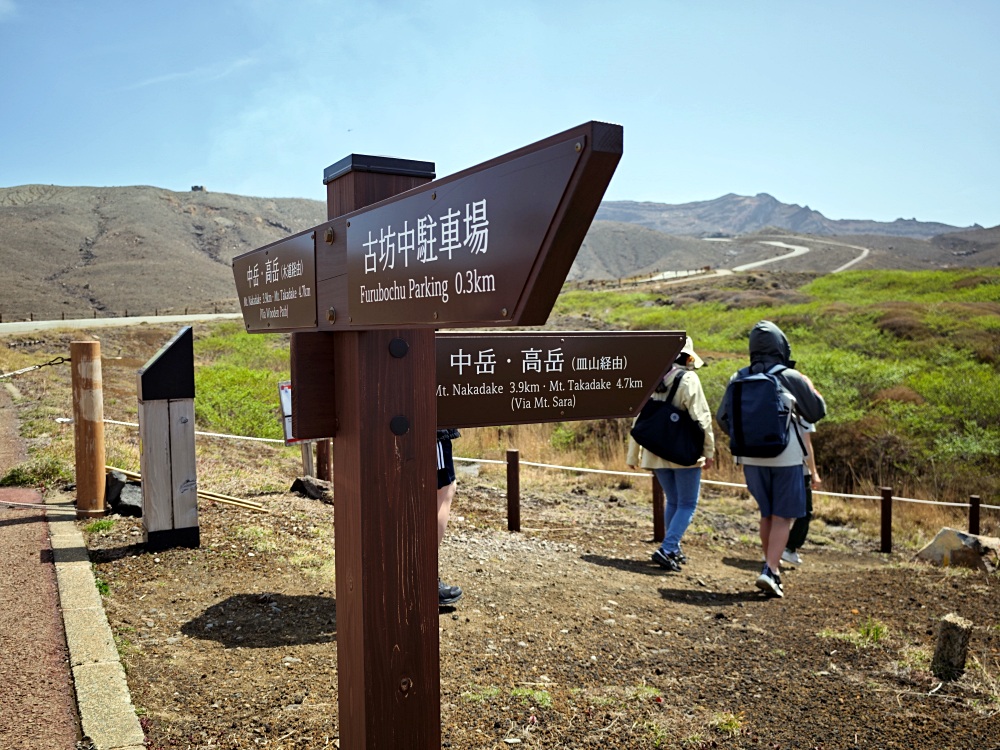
{"left": 596, "top": 193, "right": 976, "bottom": 239}
{"left": 1, "top": 184, "right": 996, "bottom": 320}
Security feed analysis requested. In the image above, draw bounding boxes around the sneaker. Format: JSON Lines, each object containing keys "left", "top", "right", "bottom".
{"left": 755, "top": 565, "right": 784, "bottom": 598}
{"left": 672, "top": 550, "right": 688, "bottom": 565}
{"left": 651, "top": 549, "right": 681, "bottom": 572}
{"left": 438, "top": 579, "right": 463, "bottom": 607}
{"left": 782, "top": 549, "right": 802, "bottom": 566}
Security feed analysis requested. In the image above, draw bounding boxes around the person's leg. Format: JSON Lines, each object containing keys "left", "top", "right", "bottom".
{"left": 436, "top": 437, "right": 462, "bottom": 606}
{"left": 764, "top": 465, "right": 807, "bottom": 583}
{"left": 662, "top": 467, "right": 701, "bottom": 555}
{"left": 654, "top": 468, "right": 678, "bottom": 552}
{"left": 765, "top": 516, "right": 792, "bottom": 573}
{"left": 786, "top": 475, "right": 812, "bottom": 553}
{"left": 743, "top": 465, "right": 774, "bottom": 565}
{"left": 759, "top": 514, "right": 772, "bottom": 555}
{"left": 651, "top": 469, "right": 681, "bottom": 571}
{"left": 437, "top": 481, "right": 456, "bottom": 546}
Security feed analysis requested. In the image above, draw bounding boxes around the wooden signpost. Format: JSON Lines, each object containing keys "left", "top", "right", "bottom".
{"left": 233, "top": 122, "right": 684, "bottom": 749}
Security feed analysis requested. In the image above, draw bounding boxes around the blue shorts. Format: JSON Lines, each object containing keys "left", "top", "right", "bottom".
{"left": 743, "top": 464, "right": 806, "bottom": 519}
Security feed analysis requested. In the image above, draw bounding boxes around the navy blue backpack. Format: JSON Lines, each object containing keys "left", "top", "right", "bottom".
{"left": 725, "top": 364, "right": 797, "bottom": 458}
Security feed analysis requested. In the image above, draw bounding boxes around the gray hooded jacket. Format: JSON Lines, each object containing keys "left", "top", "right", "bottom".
{"left": 716, "top": 320, "right": 827, "bottom": 467}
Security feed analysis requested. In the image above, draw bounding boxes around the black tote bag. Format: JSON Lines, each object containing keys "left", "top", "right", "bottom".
{"left": 630, "top": 373, "right": 705, "bottom": 466}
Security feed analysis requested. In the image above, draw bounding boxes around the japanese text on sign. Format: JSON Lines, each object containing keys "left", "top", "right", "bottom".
{"left": 363, "top": 199, "right": 489, "bottom": 275}
{"left": 447, "top": 348, "right": 629, "bottom": 376}
{"left": 233, "top": 232, "right": 318, "bottom": 331}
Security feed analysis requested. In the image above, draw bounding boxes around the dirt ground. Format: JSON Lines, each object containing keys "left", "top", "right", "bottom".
{"left": 77, "top": 466, "right": 1000, "bottom": 750}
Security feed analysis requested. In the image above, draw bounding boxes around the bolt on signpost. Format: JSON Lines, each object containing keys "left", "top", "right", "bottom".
{"left": 234, "top": 122, "right": 684, "bottom": 748}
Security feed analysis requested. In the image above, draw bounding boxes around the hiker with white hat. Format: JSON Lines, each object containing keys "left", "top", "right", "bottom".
{"left": 627, "top": 336, "right": 715, "bottom": 572}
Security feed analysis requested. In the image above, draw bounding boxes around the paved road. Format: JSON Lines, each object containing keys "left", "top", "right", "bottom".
{"left": 628, "top": 237, "right": 872, "bottom": 286}
{"left": 732, "top": 240, "right": 812, "bottom": 271}
{"left": 0, "top": 312, "right": 242, "bottom": 335}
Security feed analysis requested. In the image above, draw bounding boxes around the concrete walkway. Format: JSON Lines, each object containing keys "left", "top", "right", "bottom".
{"left": 47, "top": 493, "right": 147, "bottom": 750}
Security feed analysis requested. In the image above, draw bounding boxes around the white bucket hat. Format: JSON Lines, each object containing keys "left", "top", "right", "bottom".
{"left": 680, "top": 336, "right": 704, "bottom": 368}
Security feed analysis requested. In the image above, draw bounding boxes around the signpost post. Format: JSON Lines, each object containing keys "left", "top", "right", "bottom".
{"left": 232, "top": 122, "right": 685, "bottom": 749}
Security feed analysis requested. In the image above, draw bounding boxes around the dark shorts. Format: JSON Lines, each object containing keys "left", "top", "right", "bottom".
{"left": 743, "top": 464, "right": 806, "bottom": 519}
{"left": 436, "top": 436, "right": 456, "bottom": 490}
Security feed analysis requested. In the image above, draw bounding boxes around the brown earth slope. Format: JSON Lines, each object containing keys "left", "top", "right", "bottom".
{"left": 78, "top": 474, "right": 1000, "bottom": 749}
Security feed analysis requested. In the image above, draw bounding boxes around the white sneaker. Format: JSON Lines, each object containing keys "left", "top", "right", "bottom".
{"left": 781, "top": 549, "right": 802, "bottom": 566}
{"left": 755, "top": 566, "right": 784, "bottom": 598}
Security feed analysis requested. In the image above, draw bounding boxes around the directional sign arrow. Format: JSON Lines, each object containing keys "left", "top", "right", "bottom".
{"left": 436, "top": 331, "right": 685, "bottom": 428}
{"left": 233, "top": 121, "right": 623, "bottom": 332}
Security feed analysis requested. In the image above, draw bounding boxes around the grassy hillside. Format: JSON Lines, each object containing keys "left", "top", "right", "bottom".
{"left": 3, "top": 269, "right": 998, "bottom": 517}
{"left": 553, "top": 269, "right": 1000, "bottom": 501}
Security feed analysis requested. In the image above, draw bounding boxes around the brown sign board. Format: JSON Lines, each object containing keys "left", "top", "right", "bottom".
{"left": 345, "top": 137, "right": 581, "bottom": 326}
{"left": 232, "top": 121, "right": 623, "bottom": 333}
{"left": 233, "top": 230, "right": 317, "bottom": 331}
{"left": 436, "top": 331, "right": 685, "bottom": 428}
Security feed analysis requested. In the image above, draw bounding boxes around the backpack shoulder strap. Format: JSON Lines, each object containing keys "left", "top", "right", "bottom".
{"left": 665, "top": 370, "right": 685, "bottom": 403}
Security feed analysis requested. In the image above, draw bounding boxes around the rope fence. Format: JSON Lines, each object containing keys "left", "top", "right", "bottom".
{"left": 103, "top": 418, "right": 285, "bottom": 444}
{"left": 100, "top": 418, "right": 996, "bottom": 551}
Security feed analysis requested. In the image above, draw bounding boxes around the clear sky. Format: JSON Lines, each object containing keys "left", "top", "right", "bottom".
{"left": 1, "top": 1, "right": 997, "bottom": 228}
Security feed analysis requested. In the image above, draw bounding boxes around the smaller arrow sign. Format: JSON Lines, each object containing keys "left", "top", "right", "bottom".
{"left": 436, "top": 331, "right": 685, "bottom": 428}
{"left": 233, "top": 232, "right": 317, "bottom": 332}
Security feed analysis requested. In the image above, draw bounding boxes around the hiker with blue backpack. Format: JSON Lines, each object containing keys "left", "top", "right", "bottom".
{"left": 627, "top": 337, "right": 716, "bottom": 572}
{"left": 716, "top": 321, "right": 826, "bottom": 598}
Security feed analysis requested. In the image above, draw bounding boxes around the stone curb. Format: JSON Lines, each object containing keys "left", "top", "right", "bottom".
{"left": 47, "top": 499, "right": 146, "bottom": 750}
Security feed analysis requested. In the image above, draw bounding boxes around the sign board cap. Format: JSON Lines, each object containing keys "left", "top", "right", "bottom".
{"left": 323, "top": 154, "right": 436, "bottom": 184}
{"left": 137, "top": 326, "right": 195, "bottom": 401}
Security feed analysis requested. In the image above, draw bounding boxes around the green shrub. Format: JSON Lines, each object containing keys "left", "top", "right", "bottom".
{"left": 555, "top": 269, "right": 1000, "bottom": 503}
{"left": 0, "top": 456, "right": 73, "bottom": 488}
{"left": 195, "top": 364, "right": 286, "bottom": 439}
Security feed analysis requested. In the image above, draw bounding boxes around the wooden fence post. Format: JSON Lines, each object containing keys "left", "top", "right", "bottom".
{"left": 969, "top": 495, "right": 981, "bottom": 536}
{"left": 316, "top": 439, "right": 332, "bottom": 481}
{"left": 300, "top": 442, "right": 315, "bottom": 478}
{"left": 652, "top": 474, "right": 664, "bottom": 543}
{"left": 507, "top": 449, "right": 521, "bottom": 532}
{"left": 880, "top": 486, "right": 893, "bottom": 553}
{"left": 71, "top": 341, "right": 106, "bottom": 519}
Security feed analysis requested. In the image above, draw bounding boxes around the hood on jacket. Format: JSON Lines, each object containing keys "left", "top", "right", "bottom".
{"left": 748, "top": 320, "right": 796, "bottom": 368}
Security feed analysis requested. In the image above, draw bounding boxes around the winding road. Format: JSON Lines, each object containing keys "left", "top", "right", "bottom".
{"left": 732, "top": 239, "right": 870, "bottom": 273}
